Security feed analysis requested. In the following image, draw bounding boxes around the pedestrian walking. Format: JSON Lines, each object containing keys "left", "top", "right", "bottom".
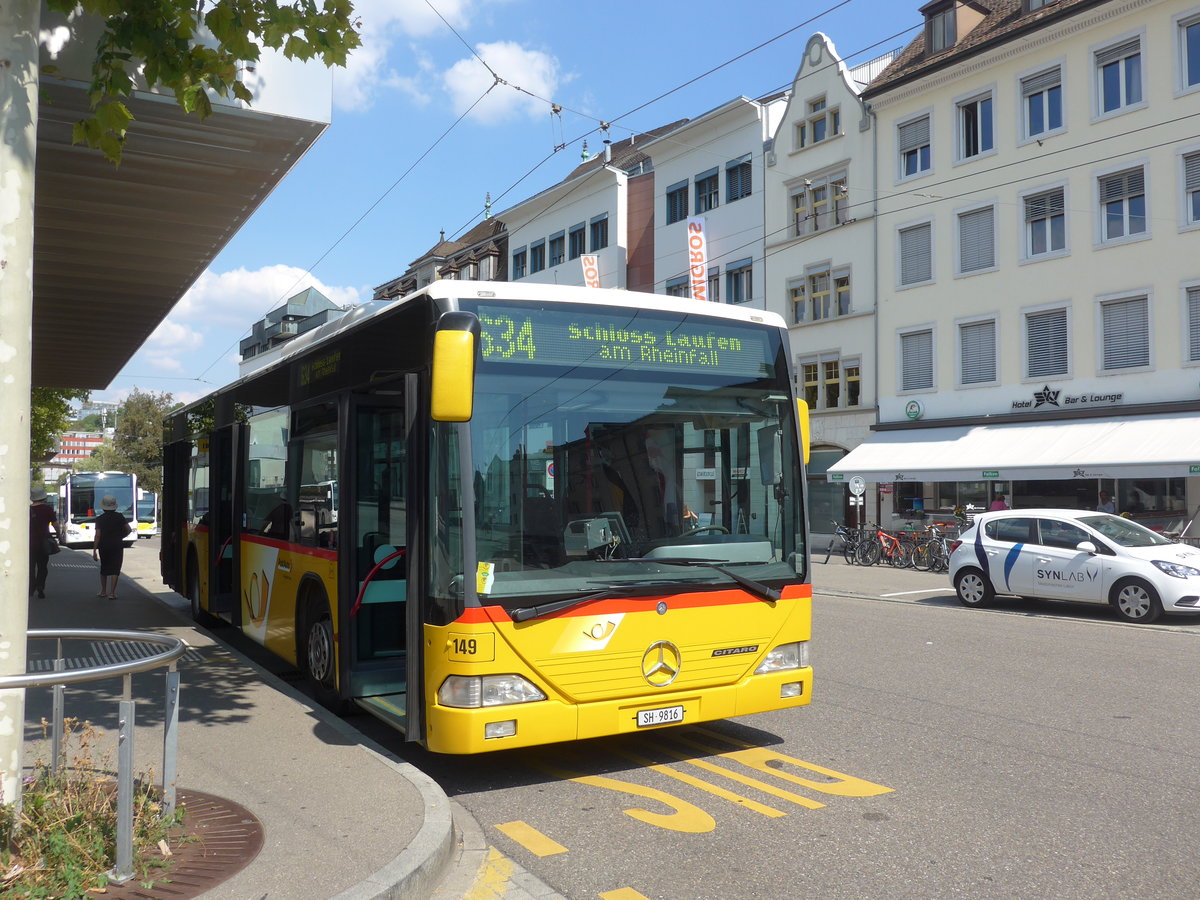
{"left": 92, "top": 494, "right": 131, "bottom": 599}
{"left": 29, "top": 485, "right": 62, "bottom": 599}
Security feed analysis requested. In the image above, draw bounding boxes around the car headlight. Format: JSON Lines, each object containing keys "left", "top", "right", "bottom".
{"left": 754, "top": 641, "right": 810, "bottom": 674}
{"left": 1152, "top": 560, "right": 1200, "bottom": 579}
{"left": 437, "top": 674, "right": 547, "bottom": 708}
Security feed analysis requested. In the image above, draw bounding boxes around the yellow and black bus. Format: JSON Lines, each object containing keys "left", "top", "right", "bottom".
{"left": 161, "top": 281, "right": 812, "bottom": 753}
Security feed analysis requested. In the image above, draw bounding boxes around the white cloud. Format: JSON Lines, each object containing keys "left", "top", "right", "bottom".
{"left": 334, "top": 0, "right": 472, "bottom": 111}
{"left": 173, "top": 265, "right": 365, "bottom": 330}
{"left": 443, "top": 41, "right": 561, "bottom": 124}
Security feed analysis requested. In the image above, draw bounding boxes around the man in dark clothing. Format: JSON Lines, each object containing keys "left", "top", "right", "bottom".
{"left": 29, "top": 485, "right": 61, "bottom": 598}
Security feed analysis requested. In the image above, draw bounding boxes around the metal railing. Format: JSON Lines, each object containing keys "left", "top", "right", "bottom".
{"left": 0, "top": 629, "right": 186, "bottom": 884}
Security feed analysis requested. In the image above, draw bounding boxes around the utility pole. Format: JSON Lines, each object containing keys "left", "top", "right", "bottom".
{"left": 0, "top": 0, "right": 40, "bottom": 811}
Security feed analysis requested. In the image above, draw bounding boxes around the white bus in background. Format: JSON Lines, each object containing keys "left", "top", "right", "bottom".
{"left": 61, "top": 471, "right": 137, "bottom": 548}
{"left": 136, "top": 488, "right": 159, "bottom": 539}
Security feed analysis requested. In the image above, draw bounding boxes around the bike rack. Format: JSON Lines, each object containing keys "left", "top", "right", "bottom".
{"left": 0, "top": 629, "right": 186, "bottom": 885}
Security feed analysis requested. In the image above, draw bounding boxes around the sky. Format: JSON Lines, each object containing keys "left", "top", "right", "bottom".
{"left": 93, "top": 0, "right": 920, "bottom": 407}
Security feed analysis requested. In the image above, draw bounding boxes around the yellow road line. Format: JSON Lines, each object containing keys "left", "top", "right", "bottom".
{"left": 495, "top": 820, "right": 569, "bottom": 857}
{"left": 464, "top": 847, "right": 514, "bottom": 899}
{"left": 598, "top": 889, "right": 651, "bottom": 900}
{"left": 612, "top": 748, "right": 786, "bottom": 818}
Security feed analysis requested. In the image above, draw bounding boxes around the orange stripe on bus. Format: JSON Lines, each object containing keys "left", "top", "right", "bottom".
{"left": 452, "top": 583, "right": 810, "bottom": 624}
{"left": 240, "top": 534, "right": 338, "bottom": 561}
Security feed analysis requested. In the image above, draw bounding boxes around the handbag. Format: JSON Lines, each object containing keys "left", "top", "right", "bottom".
{"left": 44, "top": 535, "right": 60, "bottom": 556}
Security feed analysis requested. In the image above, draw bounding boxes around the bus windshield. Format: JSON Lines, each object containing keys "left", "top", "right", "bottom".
{"left": 448, "top": 304, "right": 804, "bottom": 607}
{"left": 67, "top": 473, "right": 135, "bottom": 523}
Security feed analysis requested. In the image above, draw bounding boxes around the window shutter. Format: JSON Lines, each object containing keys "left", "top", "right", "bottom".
{"left": 960, "top": 320, "right": 996, "bottom": 384}
{"left": 958, "top": 207, "right": 995, "bottom": 272}
{"left": 1025, "top": 188, "right": 1064, "bottom": 221}
{"left": 1100, "top": 168, "right": 1143, "bottom": 203}
{"left": 1101, "top": 297, "right": 1149, "bottom": 369}
{"left": 1026, "top": 309, "right": 1068, "bottom": 377}
{"left": 1185, "top": 152, "right": 1200, "bottom": 193}
{"left": 1096, "top": 38, "right": 1140, "bottom": 67}
{"left": 1190, "top": 287, "right": 1200, "bottom": 362}
{"left": 898, "top": 116, "right": 930, "bottom": 153}
{"left": 901, "top": 330, "right": 934, "bottom": 391}
{"left": 899, "top": 223, "right": 932, "bottom": 285}
{"left": 1021, "top": 67, "right": 1061, "bottom": 96}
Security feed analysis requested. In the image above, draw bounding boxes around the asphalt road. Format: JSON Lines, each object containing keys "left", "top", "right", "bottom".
{"left": 124, "top": 541, "right": 1200, "bottom": 899}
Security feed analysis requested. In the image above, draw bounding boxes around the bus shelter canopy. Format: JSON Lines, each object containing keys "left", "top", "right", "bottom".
{"left": 826, "top": 412, "right": 1200, "bottom": 483}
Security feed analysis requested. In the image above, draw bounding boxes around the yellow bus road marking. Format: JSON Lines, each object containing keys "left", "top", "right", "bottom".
{"left": 683, "top": 727, "right": 895, "bottom": 798}
{"left": 530, "top": 760, "right": 715, "bottom": 833}
{"left": 598, "top": 889, "right": 651, "bottom": 900}
{"left": 612, "top": 748, "right": 787, "bottom": 818}
{"left": 464, "top": 847, "right": 514, "bottom": 899}
{"left": 494, "top": 821, "right": 568, "bottom": 857}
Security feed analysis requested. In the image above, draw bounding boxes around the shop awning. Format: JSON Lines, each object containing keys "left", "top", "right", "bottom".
{"left": 826, "top": 412, "right": 1200, "bottom": 483}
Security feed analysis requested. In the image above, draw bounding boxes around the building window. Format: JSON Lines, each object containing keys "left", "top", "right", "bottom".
{"left": 900, "top": 329, "right": 934, "bottom": 391}
{"left": 695, "top": 169, "right": 719, "bottom": 213}
{"left": 1027, "top": 0, "right": 1057, "bottom": 10}
{"left": 845, "top": 361, "right": 861, "bottom": 407}
{"left": 530, "top": 240, "right": 545, "bottom": 274}
{"left": 1022, "top": 67, "right": 1062, "bottom": 138}
{"left": 590, "top": 214, "right": 609, "bottom": 251}
{"left": 549, "top": 232, "right": 565, "bottom": 267}
{"left": 1183, "top": 14, "right": 1200, "bottom": 90}
{"left": 568, "top": 223, "right": 586, "bottom": 260}
{"left": 791, "top": 172, "right": 848, "bottom": 237}
{"left": 795, "top": 97, "right": 841, "bottom": 149}
{"left": 1185, "top": 151, "right": 1200, "bottom": 226}
{"left": 958, "top": 93, "right": 994, "bottom": 160}
{"left": 1026, "top": 307, "right": 1069, "bottom": 378}
{"left": 959, "top": 319, "right": 997, "bottom": 385}
{"left": 927, "top": 5, "right": 955, "bottom": 53}
{"left": 708, "top": 267, "right": 720, "bottom": 303}
{"left": 1188, "top": 286, "right": 1200, "bottom": 362}
{"left": 958, "top": 206, "right": 995, "bottom": 274}
{"left": 665, "top": 276, "right": 690, "bottom": 298}
{"left": 1096, "top": 37, "right": 1142, "bottom": 115}
{"left": 803, "top": 267, "right": 851, "bottom": 321}
{"left": 1025, "top": 188, "right": 1066, "bottom": 257}
{"left": 898, "top": 222, "right": 933, "bottom": 286}
{"left": 512, "top": 248, "right": 527, "bottom": 279}
{"left": 1099, "top": 167, "right": 1146, "bottom": 242}
{"left": 1101, "top": 296, "right": 1150, "bottom": 370}
{"left": 726, "top": 259, "right": 752, "bottom": 303}
{"left": 898, "top": 115, "right": 931, "bottom": 178}
{"left": 823, "top": 360, "right": 841, "bottom": 408}
{"left": 666, "top": 181, "right": 688, "bottom": 224}
{"left": 726, "top": 156, "right": 752, "bottom": 202}
{"left": 801, "top": 362, "right": 819, "bottom": 408}
{"left": 790, "top": 280, "right": 806, "bottom": 324}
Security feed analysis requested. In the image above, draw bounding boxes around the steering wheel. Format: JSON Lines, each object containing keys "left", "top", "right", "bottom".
{"left": 679, "top": 525, "right": 730, "bottom": 537}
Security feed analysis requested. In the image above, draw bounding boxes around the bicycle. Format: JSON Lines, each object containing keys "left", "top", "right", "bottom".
{"left": 856, "top": 524, "right": 914, "bottom": 567}
{"left": 824, "top": 520, "right": 863, "bottom": 565}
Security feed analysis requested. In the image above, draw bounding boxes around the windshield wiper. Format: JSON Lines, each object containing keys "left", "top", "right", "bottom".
{"left": 600, "top": 557, "right": 782, "bottom": 603}
{"left": 508, "top": 580, "right": 706, "bottom": 623}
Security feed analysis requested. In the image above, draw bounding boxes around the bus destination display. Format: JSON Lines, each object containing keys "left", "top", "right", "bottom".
{"left": 473, "top": 305, "right": 774, "bottom": 378}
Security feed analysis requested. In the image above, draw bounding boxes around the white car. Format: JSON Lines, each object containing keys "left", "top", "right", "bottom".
{"left": 948, "top": 509, "right": 1200, "bottom": 624}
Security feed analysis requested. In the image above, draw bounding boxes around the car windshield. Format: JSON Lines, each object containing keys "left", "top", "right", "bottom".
{"left": 1078, "top": 514, "right": 1174, "bottom": 548}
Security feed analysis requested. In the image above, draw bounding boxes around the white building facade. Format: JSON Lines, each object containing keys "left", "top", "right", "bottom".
{"left": 830, "top": 0, "right": 1200, "bottom": 532}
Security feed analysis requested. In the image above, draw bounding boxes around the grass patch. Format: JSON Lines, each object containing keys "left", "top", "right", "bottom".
{"left": 0, "top": 718, "right": 184, "bottom": 898}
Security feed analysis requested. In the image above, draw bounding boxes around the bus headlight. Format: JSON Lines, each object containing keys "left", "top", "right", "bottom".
{"left": 754, "top": 641, "right": 810, "bottom": 674}
{"left": 437, "top": 675, "right": 547, "bottom": 708}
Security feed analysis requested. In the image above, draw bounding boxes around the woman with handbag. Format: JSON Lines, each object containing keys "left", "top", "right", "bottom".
{"left": 29, "top": 485, "right": 62, "bottom": 599}
{"left": 92, "top": 495, "right": 131, "bottom": 599}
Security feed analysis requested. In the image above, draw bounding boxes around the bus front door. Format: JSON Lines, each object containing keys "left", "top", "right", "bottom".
{"left": 347, "top": 401, "right": 412, "bottom": 734}
{"left": 208, "top": 425, "right": 238, "bottom": 621}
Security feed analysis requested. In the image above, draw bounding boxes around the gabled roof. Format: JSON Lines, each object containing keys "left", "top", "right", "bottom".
{"left": 559, "top": 119, "right": 690, "bottom": 182}
{"left": 863, "top": 0, "right": 1109, "bottom": 97}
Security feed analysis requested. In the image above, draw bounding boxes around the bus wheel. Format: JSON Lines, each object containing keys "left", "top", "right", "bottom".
{"left": 301, "top": 594, "right": 344, "bottom": 711}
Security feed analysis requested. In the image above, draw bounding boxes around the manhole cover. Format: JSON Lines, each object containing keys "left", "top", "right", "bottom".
{"left": 104, "top": 788, "right": 264, "bottom": 899}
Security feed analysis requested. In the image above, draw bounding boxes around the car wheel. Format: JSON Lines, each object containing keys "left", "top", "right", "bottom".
{"left": 954, "top": 568, "right": 994, "bottom": 608}
{"left": 1110, "top": 578, "right": 1163, "bottom": 624}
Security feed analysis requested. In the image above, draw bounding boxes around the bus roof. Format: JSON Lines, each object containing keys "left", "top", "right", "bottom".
{"left": 169, "top": 281, "right": 788, "bottom": 420}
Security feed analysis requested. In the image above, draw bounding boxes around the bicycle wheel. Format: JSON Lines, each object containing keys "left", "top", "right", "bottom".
{"left": 910, "top": 540, "right": 931, "bottom": 570}
{"left": 857, "top": 538, "right": 881, "bottom": 566}
{"left": 895, "top": 539, "right": 916, "bottom": 568}
{"left": 928, "top": 540, "right": 948, "bottom": 572}
{"left": 842, "top": 539, "right": 858, "bottom": 565}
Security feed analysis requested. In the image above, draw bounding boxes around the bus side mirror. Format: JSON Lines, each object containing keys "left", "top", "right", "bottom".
{"left": 797, "top": 399, "right": 811, "bottom": 466}
{"left": 431, "top": 312, "right": 480, "bottom": 422}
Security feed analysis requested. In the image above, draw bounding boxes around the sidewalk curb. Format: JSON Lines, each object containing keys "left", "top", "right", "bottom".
{"left": 124, "top": 577, "right": 457, "bottom": 900}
